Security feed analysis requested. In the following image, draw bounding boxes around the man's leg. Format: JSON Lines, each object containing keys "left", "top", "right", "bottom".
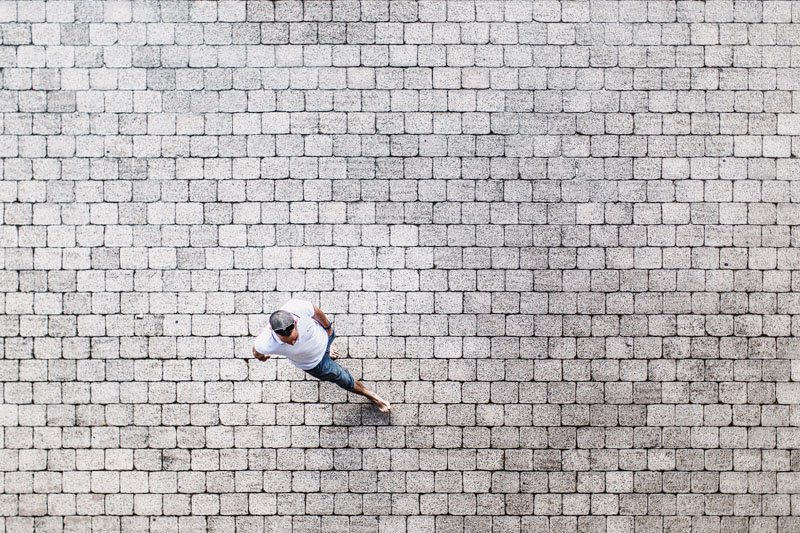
{"left": 349, "top": 380, "right": 391, "bottom": 413}
{"left": 305, "top": 354, "right": 391, "bottom": 413}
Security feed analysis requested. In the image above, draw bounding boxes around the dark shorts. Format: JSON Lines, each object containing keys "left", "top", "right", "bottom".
{"left": 304, "top": 331, "right": 356, "bottom": 392}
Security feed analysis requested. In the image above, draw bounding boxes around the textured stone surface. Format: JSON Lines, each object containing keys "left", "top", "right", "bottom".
{"left": 2, "top": 0, "right": 800, "bottom": 531}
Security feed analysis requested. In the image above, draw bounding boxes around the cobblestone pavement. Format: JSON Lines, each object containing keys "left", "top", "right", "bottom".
{"left": 2, "top": 1, "right": 800, "bottom": 532}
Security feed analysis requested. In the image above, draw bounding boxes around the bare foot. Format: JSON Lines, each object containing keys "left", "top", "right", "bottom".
{"left": 352, "top": 381, "right": 391, "bottom": 413}
{"left": 329, "top": 345, "right": 340, "bottom": 360}
{"left": 370, "top": 394, "right": 391, "bottom": 413}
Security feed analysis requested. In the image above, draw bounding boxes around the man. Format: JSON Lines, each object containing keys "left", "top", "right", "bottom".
{"left": 252, "top": 298, "right": 391, "bottom": 413}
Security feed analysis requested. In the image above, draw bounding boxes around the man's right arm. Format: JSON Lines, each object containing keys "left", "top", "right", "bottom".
{"left": 252, "top": 346, "right": 270, "bottom": 361}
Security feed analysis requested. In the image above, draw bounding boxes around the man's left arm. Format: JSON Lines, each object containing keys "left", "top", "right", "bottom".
{"left": 312, "top": 305, "right": 333, "bottom": 335}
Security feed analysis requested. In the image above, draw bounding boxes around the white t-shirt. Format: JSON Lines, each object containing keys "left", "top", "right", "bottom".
{"left": 253, "top": 298, "right": 329, "bottom": 370}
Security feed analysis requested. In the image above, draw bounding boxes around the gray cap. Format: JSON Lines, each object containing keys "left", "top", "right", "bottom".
{"left": 269, "top": 310, "right": 294, "bottom": 333}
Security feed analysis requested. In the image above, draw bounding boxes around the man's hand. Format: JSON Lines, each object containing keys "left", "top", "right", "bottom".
{"left": 252, "top": 347, "right": 269, "bottom": 361}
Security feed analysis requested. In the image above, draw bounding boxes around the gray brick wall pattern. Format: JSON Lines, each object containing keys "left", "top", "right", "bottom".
{"left": 2, "top": 0, "right": 800, "bottom": 531}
